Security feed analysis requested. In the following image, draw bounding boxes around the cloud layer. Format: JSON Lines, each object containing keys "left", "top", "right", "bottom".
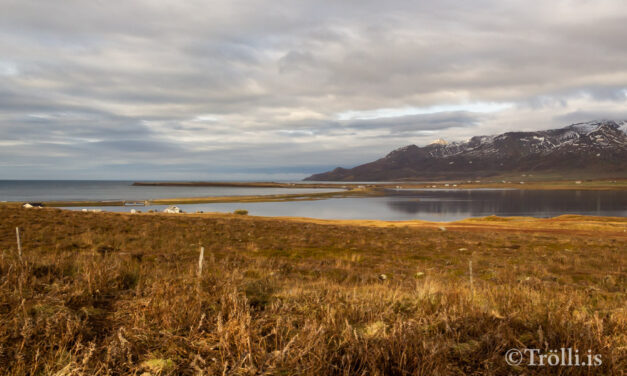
{"left": 1, "top": 0, "right": 626, "bottom": 179}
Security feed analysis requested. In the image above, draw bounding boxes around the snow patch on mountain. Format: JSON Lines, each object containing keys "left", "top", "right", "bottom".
{"left": 305, "top": 120, "right": 627, "bottom": 181}
{"left": 431, "top": 138, "right": 448, "bottom": 145}
{"left": 568, "top": 121, "right": 606, "bottom": 134}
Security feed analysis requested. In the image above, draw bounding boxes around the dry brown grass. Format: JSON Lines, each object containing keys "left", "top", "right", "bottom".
{"left": 0, "top": 206, "right": 625, "bottom": 375}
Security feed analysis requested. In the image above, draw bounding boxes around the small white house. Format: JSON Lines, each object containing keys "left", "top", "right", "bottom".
{"left": 23, "top": 203, "right": 43, "bottom": 209}
{"left": 163, "top": 205, "right": 182, "bottom": 214}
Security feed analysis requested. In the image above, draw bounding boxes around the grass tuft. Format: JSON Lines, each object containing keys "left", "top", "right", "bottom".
{"left": 0, "top": 205, "right": 624, "bottom": 375}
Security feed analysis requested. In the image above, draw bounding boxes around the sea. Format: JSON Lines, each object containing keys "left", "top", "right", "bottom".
{"left": 2, "top": 180, "right": 626, "bottom": 221}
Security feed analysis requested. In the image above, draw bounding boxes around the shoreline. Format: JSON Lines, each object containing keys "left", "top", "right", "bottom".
{"left": 158, "top": 212, "right": 627, "bottom": 237}
{"left": 4, "top": 179, "right": 626, "bottom": 208}
{"left": 11, "top": 204, "right": 627, "bottom": 237}
{"left": 135, "top": 179, "right": 627, "bottom": 190}
{"left": 36, "top": 188, "right": 381, "bottom": 207}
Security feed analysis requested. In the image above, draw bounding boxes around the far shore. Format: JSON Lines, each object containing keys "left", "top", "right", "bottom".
{"left": 5, "top": 178, "right": 626, "bottom": 208}
{"left": 36, "top": 187, "right": 381, "bottom": 208}
{"left": 134, "top": 179, "right": 627, "bottom": 191}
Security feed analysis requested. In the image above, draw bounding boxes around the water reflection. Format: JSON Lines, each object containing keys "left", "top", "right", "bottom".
{"left": 64, "top": 189, "right": 627, "bottom": 222}
{"left": 385, "top": 189, "right": 627, "bottom": 218}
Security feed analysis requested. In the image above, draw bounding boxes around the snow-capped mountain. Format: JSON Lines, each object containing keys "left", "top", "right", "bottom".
{"left": 305, "top": 120, "right": 627, "bottom": 181}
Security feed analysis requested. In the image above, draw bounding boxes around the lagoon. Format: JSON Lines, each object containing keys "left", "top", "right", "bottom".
{"left": 63, "top": 189, "right": 627, "bottom": 222}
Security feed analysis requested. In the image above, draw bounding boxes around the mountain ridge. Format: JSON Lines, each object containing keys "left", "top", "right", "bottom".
{"left": 304, "top": 120, "right": 627, "bottom": 181}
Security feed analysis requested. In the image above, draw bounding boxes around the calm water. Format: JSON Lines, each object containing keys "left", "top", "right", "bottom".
{"left": 63, "top": 189, "right": 627, "bottom": 222}
{"left": 0, "top": 180, "right": 340, "bottom": 202}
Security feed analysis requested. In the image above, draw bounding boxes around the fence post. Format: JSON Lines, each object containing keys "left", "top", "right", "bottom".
{"left": 197, "top": 246, "right": 204, "bottom": 278}
{"left": 16, "top": 227, "right": 22, "bottom": 261}
{"left": 468, "top": 259, "right": 474, "bottom": 297}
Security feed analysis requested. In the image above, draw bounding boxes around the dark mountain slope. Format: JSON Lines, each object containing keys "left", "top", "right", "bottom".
{"left": 305, "top": 120, "right": 627, "bottom": 181}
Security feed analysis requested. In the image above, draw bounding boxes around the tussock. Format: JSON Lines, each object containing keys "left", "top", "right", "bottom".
{"left": 0, "top": 206, "right": 625, "bottom": 375}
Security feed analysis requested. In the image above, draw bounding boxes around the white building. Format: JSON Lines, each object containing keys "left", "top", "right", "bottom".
{"left": 163, "top": 205, "right": 182, "bottom": 214}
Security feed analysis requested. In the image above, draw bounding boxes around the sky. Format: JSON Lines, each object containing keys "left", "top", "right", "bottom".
{"left": 1, "top": 0, "right": 626, "bottom": 180}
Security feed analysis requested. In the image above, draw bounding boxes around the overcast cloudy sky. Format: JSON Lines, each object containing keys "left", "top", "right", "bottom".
{"left": 1, "top": 0, "right": 626, "bottom": 180}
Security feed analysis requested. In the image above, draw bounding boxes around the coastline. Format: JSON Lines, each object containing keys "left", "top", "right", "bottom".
{"left": 37, "top": 187, "right": 381, "bottom": 207}
{"left": 9, "top": 203, "right": 627, "bottom": 237}
{"left": 134, "top": 179, "right": 627, "bottom": 191}
{"left": 5, "top": 179, "right": 626, "bottom": 208}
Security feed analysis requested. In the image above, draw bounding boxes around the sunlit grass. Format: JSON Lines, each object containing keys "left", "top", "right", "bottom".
{"left": 0, "top": 206, "right": 625, "bottom": 375}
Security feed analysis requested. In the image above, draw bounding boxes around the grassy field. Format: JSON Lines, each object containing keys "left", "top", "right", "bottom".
{"left": 0, "top": 205, "right": 625, "bottom": 375}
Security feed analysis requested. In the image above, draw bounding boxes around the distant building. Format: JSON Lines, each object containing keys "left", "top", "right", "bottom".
{"left": 163, "top": 205, "right": 182, "bottom": 214}
{"left": 124, "top": 201, "right": 144, "bottom": 206}
{"left": 23, "top": 202, "right": 43, "bottom": 209}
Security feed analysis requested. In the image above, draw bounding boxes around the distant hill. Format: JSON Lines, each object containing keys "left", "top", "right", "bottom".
{"left": 305, "top": 120, "right": 627, "bottom": 181}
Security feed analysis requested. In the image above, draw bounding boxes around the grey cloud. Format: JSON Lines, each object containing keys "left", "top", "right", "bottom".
{"left": 554, "top": 110, "right": 627, "bottom": 125}
{"left": 0, "top": 0, "right": 626, "bottom": 179}
{"left": 278, "top": 51, "right": 317, "bottom": 74}
{"left": 344, "top": 112, "right": 481, "bottom": 133}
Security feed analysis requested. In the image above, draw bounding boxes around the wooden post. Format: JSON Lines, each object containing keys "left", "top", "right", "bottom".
{"left": 468, "top": 259, "right": 474, "bottom": 297}
{"left": 197, "top": 246, "right": 204, "bottom": 278}
{"left": 16, "top": 227, "right": 22, "bottom": 260}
